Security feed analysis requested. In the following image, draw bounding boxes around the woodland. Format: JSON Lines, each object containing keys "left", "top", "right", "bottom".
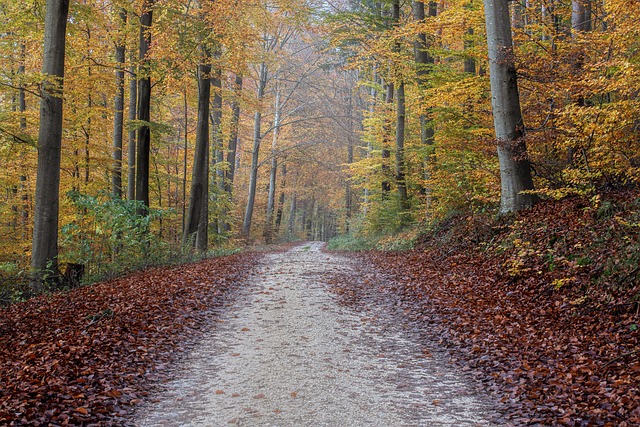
{"left": 0, "top": 0, "right": 639, "bottom": 425}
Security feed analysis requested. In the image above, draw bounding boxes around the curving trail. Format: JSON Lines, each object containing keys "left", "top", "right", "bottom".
{"left": 134, "top": 242, "right": 498, "bottom": 426}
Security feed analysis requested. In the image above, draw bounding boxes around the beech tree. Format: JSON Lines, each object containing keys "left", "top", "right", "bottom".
{"left": 30, "top": 0, "right": 71, "bottom": 283}
{"left": 483, "top": 0, "right": 536, "bottom": 214}
{"left": 112, "top": 9, "right": 127, "bottom": 198}
{"left": 183, "top": 47, "right": 212, "bottom": 251}
{"left": 135, "top": 0, "right": 153, "bottom": 214}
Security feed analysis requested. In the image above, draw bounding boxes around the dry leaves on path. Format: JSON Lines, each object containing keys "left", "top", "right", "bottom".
{"left": 0, "top": 252, "right": 261, "bottom": 426}
{"left": 348, "top": 195, "right": 640, "bottom": 426}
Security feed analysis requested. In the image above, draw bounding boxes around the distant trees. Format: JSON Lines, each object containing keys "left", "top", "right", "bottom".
{"left": 0, "top": 0, "right": 638, "bottom": 280}
{"left": 327, "top": 0, "right": 640, "bottom": 233}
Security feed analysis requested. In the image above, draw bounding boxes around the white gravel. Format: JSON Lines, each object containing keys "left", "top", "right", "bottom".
{"left": 133, "top": 242, "right": 499, "bottom": 426}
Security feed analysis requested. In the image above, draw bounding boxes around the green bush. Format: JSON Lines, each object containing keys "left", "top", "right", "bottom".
{"left": 60, "top": 191, "right": 181, "bottom": 281}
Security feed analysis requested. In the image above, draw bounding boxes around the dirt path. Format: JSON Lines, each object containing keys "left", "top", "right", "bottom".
{"left": 133, "top": 242, "right": 499, "bottom": 426}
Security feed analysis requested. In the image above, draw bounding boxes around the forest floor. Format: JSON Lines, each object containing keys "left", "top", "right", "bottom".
{"left": 0, "top": 191, "right": 638, "bottom": 426}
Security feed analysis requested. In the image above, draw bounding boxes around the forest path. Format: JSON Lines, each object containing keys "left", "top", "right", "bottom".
{"left": 134, "top": 242, "right": 498, "bottom": 426}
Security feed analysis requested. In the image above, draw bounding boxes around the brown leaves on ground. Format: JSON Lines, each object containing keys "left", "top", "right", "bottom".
{"left": 344, "top": 192, "right": 639, "bottom": 426}
{"left": 0, "top": 252, "right": 261, "bottom": 426}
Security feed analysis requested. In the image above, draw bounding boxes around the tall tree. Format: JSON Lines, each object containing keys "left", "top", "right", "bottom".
{"left": 221, "top": 74, "right": 243, "bottom": 233}
{"left": 112, "top": 9, "right": 127, "bottom": 198}
{"left": 395, "top": 81, "right": 409, "bottom": 212}
{"left": 135, "top": 0, "right": 153, "bottom": 214}
{"left": 263, "top": 86, "right": 281, "bottom": 243}
{"left": 127, "top": 61, "right": 137, "bottom": 200}
{"left": 30, "top": 0, "right": 71, "bottom": 282}
{"left": 483, "top": 0, "right": 537, "bottom": 214}
{"left": 183, "top": 47, "right": 212, "bottom": 251}
{"left": 242, "top": 61, "right": 268, "bottom": 237}
{"left": 392, "top": 0, "right": 408, "bottom": 213}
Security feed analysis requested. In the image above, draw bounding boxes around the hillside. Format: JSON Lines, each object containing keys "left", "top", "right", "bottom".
{"left": 358, "top": 191, "right": 639, "bottom": 425}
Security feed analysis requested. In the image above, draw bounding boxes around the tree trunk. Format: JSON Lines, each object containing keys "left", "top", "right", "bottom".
{"left": 264, "top": 88, "right": 281, "bottom": 244}
{"left": 183, "top": 48, "right": 212, "bottom": 251}
{"left": 287, "top": 192, "right": 298, "bottom": 239}
{"left": 211, "top": 63, "right": 223, "bottom": 187}
{"left": 483, "top": 0, "right": 537, "bottom": 214}
{"left": 463, "top": 27, "right": 476, "bottom": 74}
{"left": 31, "top": 0, "right": 70, "bottom": 283}
{"left": 381, "top": 82, "right": 393, "bottom": 196}
{"left": 182, "top": 89, "right": 188, "bottom": 234}
{"left": 135, "top": 1, "right": 153, "bottom": 215}
{"left": 225, "top": 74, "right": 242, "bottom": 195}
{"left": 413, "top": 1, "right": 437, "bottom": 198}
{"left": 209, "top": 62, "right": 223, "bottom": 237}
{"left": 242, "top": 62, "right": 268, "bottom": 238}
{"left": 18, "top": 43, "right": 28, "bottom": 233}
{"left": 127, "top": 60, "right": 137, "bottom": 200}
{"left": 274, "top": 163, "right": 286, "bottom": 236}
{"left": 220, "top": 74, "right": 242, "bottom": 233}
{"left": 572, "top": 0, "right": 591, "bottom": 33}
{"left": 395, "top": 81, "right": 409, "bottom": 213}
{"left": 568, "top": 0, "right": 591, "bottom": 165}
{"left": 112, "top": 9, "right": 126, "bottom": 198}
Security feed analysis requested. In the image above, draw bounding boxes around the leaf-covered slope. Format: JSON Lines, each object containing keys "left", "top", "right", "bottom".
{"left": 363, "top": 191, "right": 639, "bottom": 425}
{"left": 0, "top": 252, "right": 261, "bottom": 426}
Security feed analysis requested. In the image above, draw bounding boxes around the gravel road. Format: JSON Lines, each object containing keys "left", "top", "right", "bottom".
{"left": 133, "top": 242, "right": 499, "bottom": 426}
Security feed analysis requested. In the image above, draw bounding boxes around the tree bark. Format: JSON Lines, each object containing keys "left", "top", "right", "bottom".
{"left": 463, "top": 27, "right": 476, "bottom": 74}
{"left": 264, "top": 88, "right": 281, "bottom": 244}
{"left": 127, "top": 60, "right": 137, "bottom": 200}
{"left": 31, "top": 0, "right": 70, "bottom": 283}
{"left": 567, "top": 0, "right": 591, "bottom": 164}
{"left": 381, "top": 82, "right": 393, "bottom": 196}
{"left": 112, "top": 9, "right": 126, "bottom": 198}
{"left": 483, "top": 0, "right": 537, "bottom": 214}
{"left": 242, "top": 62, "right": 268, "bottom": 238}
{"left": 135, "top": 0, "right": 153, "bottom": 215}
{"left": 288, "top": 191, "right": 297, "bottom": 238}
{"left": 413, "top": 1, "right": 437, "bottom": 198}
{"left": 183, "top": 48, "right": 212, "bottom": 251}
{"left": 220, "top": 74, "right": 242, "bottom": 233}
{"left": 18, "top": 43, "right": 28, "bottom": 232}
{"left": 209, "top": 61, "right": 223, "bottom": 238}
{"left": 274, "top": 162, "right": 286, "bottom": 236}
{"left": 225, "top": 74, "right": 242, "bottom": 195}
{"left": 395, "top": 81, "right": 409, "bottom": 213}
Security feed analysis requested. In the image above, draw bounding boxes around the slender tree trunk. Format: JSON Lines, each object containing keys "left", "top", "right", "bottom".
{"left": 568, "top": 0, "right": 591, "bottom": 165}
{"left": 463, "top": 27, "right": 476, "bottom": 74}
{"left": 413, "top": 1, "right": 437, "bottom": 198}
{"left": 209, "top": 62, "right": 223, "bottom": 237}
{"left": 364, "top": 71, "right": 378, "bottom": 214}
{"left": 211, "top": 64, "right": 223, "bottom": 185}
{"left": 184, "top": 48, "right": 212, "bottom": 251}
{"left": 135, "top": 0, "right": 153, "bottom": 215}
{"left": 225, "top": 74, "right": 242, "bottom": 195}
{"left": 381, "top": 82, "right": 393, "bottom": 196}
{"left": 127, "top": 61, "right": 137, "bottom": 200}
{"left": 31, "top": 0, "right": 70, "bottom": 283}
{"left": 242, "top": 62, "right": 268, "bottom": 237}
{"left": 112, "top": 9, "right": 126, "bottom": 198}
{"left": 288, "top": 191, "right": 297, "bottom": 238}
{"left": 264, "top": 88, "right": 281, "bottom": 244}
{"left": 182, "top": 89, "right": 188, "bottom": 234}
{"left": 18, "top": 43, "right": 28, "bottom": 233}
{"left": 345, "top": 75, "right": 354, "bottom": 232}
{"left": 483, "top": 0, "right": 537, "bottom": 214}
{"left": 221, "top": 74, "right": 242, "bottom": 233}
{"left": 395, "top": 81, "right": 409, "bottom": 213}
{"left": 274, "top": 162, "right": 286, "bottom": 236}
